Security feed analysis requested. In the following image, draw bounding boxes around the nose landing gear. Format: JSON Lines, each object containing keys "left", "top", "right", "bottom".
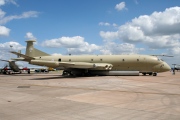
{"left": 153, "top": 72, "right": 157, "bottom": 76}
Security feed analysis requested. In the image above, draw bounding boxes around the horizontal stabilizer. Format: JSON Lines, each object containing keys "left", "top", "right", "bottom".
{"left": 10, "top": 51, "right": 35, "bottom": 60}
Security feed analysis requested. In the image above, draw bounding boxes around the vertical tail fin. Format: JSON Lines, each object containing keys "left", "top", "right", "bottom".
{"left": 25, "top": 40, "right": 49, "bottom": 57}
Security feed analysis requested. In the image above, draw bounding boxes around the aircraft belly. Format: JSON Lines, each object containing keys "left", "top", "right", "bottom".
{"left": 89, "top": 70, "right": 139, "bottom": 76}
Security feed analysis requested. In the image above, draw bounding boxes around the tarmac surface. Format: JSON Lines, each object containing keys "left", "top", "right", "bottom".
{"left": 0, "top": 71, "right": 180, "bottom": 120}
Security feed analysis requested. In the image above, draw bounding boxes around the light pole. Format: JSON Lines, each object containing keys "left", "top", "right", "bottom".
{"left": 10, "top": 45, "right": 13, "bottom": 59}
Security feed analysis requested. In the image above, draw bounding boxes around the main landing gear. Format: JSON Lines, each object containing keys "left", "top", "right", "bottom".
{"left": 62, "top": 70, "right": 90, "bottom": 77}
{"left": 142, "top": 72, "right": 157, "bottom": 76}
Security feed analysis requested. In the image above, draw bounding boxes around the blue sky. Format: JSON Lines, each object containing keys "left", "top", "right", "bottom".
{"left": 0, "top": 0, "right": 180, "bottom": 67}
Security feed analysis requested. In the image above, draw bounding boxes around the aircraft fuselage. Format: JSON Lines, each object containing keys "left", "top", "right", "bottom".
{"left": 29, "top": 54, "right": 170, "bottom": 74}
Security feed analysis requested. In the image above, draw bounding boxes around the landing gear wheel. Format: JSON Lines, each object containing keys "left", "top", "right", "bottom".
{"left": 62, "top": 70, "right": 69, "bottom": 76}
{"left": 142, "top": 73, "right": 146, "bottom": 76}
{"left": 149, "top": 73, "right": 152, "bottom": 76}
{"left": 153, "top": 72, "right": 157, "bottom": 76}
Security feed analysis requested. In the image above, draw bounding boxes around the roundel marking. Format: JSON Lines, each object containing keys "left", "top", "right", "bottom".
{"left": 29, "top": 47, "right": 33, "bottom": 52}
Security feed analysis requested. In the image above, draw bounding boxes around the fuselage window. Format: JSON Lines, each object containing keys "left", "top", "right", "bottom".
{"left": 69, "top": 59, "right": 71, "bottom": 61}
{"left": 100, "top": 58, "right": 102, "bottom": 61}
{"left": 39, "top": 57, "right": 41, "bottom": 59}
{"left": 122, "top": 59, "right": 125, "bottom": 61}
{"left": 137, "top": 59, "right": 139, "bottom": 61}
{"left": 91, "top": 59, "right": 93, "bottom": 61}
{"left": 58, "top": 58, "right": 61, "bottom": 62}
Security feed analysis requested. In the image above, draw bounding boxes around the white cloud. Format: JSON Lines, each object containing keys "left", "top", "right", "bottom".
{"left": 6, "top": 0, "right": 19, "bottom": 6}
{"left": 0, "top": 0, "right": 5, "bottom": 6}
{"left": 0, "top": 41, "right": 25, "bottom": 50}
{"left": 168, "top": 46, "right": 180, "bottom": 55}
{"left": 25, "top": 32, "right": 36, "bottom": 40}
{"left": 130, "top": 7, "right": 180, "bottom": 36}
{"left": 0, "top": 41, "right": 25, "bottom": 62}
{"left": 112, "top": 23, "right": 118, "bottom": 27}
{"left": 0, "top": 11, "right": 39, "bottom": 25}
{"left": 42, "top": 36, "right": 86, "bottom": 48}
{"left": 67, "top": 43, "right": 100, "bottom": 54}
{"left": 144, "top": 34, "right": 180, "bottom": 49}
{"left": 100, "top": 31, "right": 118, "bottom": 40}
{"left": 100, "top": 42, "right": 144, "bottom": 55}
{"left": 0, "top": 25, "right": 10, "bottom": 36}
{"left": 42, "top": 36, "right": 142, "bottom": 55}
{"left": 118, "top": 24, "right": 144, "bottom": 42}
{"left": 0, "top": 0, "right": 18, "bottom": 6}
{"left": 100, "top": 7, "right": 180, "bottom": 51}
{"left": 42, "top": 36, "right": 101, "bottom": 54}
{"left": 0, "top": 9, "right": 5, "bottom": 18}
{"left": 99, "top": 22, "right": 118, "bottom": 27}
{"left": 134, "top": 0, "right": 139, "bottom": 4}
{"left": 0, "top": 2, "right": 39, "bottom": 37}
{"left": 99, "top": 22, "right": 110, "bottom": 26}
{"left": 115, "top": 2, "right": 126, "bottom": 11}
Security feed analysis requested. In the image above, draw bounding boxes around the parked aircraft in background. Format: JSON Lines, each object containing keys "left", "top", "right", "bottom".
{"left": 0, "top": 59, "right": 30, "bottom": 74}
{"left": 174, "top": 65, "right": 180, "bottom": 71}
{"left": 172, "top": 64, "right": 180, "bottom": 71}
{"left": 11, "top": 40, "right": 171, "bottom": 76}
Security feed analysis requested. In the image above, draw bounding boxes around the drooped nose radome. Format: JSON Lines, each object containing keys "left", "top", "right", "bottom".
{"left": 152, "top": 62, "right": 171, "bottom": 72}
{"left": 161, "top": 62, "right": 171, "bottom": 72}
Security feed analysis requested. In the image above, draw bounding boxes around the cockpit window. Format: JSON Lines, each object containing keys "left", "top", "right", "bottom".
{"left": 157, "top": 58, "right": 164, "bottom": 61}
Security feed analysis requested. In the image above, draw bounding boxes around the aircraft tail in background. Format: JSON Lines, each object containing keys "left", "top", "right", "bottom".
{"left": 0, "top": 59, "right": 20, "bottom": 72}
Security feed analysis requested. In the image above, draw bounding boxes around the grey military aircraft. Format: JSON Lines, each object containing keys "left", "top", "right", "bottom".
{"left": 0, "top": 59, "right": 20, "bottom": 72}
{"left": 11, "top": 40, "right": 171, "bottom": 76}
{"left": 175, "top": 65, "right": 180, "bottom": 71}
{"left": 172, "top": 64, "right": 180, "bottom": 71}
{"left": 0, "top": 59, "right": 30, "bottom": 74}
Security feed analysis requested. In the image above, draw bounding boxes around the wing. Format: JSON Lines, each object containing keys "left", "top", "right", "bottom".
{"left": 59, "top": 62, "right": 113, "bottom": 70}
{"left": 30, "top": 60, "right": 113, "bottom": 70}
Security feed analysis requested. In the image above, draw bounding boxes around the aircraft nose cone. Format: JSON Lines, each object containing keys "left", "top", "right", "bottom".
{"left": 163, "top": 62, "right": 171, "bottom": 72}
